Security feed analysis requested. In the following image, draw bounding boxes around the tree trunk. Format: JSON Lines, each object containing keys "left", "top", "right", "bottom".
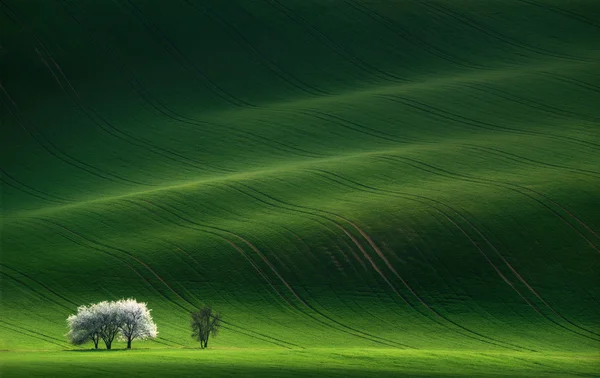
{"left": 127, "top": 339, "right": 132, "bottom": 349}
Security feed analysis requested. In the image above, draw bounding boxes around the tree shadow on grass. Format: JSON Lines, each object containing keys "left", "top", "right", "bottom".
{"left": 65, "top": 348, "right": 152, "bottom": 352}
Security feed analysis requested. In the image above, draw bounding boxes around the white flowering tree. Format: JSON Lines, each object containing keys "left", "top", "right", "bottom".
{"left": 66, "top": 304, "right": 102, "bottom": 349}
{"left": 93, "top": 301, "right": 121, "bottom": 350}
{"left": 115, "top": 298, "right": 158, "bottom": 349}
{"left": 66, "top": 299, "right": 157, "bottom": 350}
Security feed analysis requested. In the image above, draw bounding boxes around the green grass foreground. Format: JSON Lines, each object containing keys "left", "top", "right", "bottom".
{"left": 2, "top": 348, "right": 599, "bottom": 378}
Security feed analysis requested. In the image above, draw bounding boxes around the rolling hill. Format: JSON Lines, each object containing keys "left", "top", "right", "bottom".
{"left": 1, "top": 0, "right": 599, "bottom": 375}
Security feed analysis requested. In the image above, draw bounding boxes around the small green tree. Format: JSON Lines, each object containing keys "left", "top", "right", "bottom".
{"left": 191, "top": 307, "right": 222, "bottom": 349}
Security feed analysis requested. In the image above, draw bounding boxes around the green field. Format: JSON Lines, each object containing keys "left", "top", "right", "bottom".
{"left": 1, "top": 0, "right": 599, "bottom": 376}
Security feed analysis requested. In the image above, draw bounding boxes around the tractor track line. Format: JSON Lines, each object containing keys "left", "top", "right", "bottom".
{"left": 34, "top": 216, "right": 294, "bottom": 349}
{"left": 303, "top": 168, "right": 596, "bottom": 345}
{"left": 379, "top": 94, "right": 600, "bottom": 151}
{"left": 228, "top": 182, "right": 530, "bottom": 351}
{"left": 1, "top": 86, "right": 151, "bottom": 187}
{"left": 120, "top": 0, "right": 252, "bottom": 108}
{"left": 133, "top": 197, "right": 412, "bottom": 349}
{"left": 32, "top": 4, "right": 235, "bottom": 176}
{"left": 313, "top": 165, "right": 600, "bottom": 342}
{"left": 181, "top": 0, "right": 328, "bottom": 97}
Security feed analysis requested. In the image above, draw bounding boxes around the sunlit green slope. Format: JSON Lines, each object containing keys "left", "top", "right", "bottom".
{"left": 1, "top": 0, "right": 599, "bottom": 354}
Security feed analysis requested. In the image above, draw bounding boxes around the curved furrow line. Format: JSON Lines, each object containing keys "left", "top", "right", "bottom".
{"left": 191, "top": 278, "right": 305, "bottom": 349}
{"left": 2, "top": 2, "right": 195, "bottom": 185}
{"left": 453, "top": 206, "right": 600, "bottom": 338}
{"left": 39, "top": 55, "right": 231, "bottom": 176}
{"left": 516, "top": 0, "right": 600, "bottom": 29}
{"left": 160, "top": 245, "right": 280, "bottom": 334}
{"left": 0, "top": 178, "right": 64, "bottom": 205}
{"left": 120, "top": 0, "right": 253, "bottom": 107}
{"left": 123, "top": 199, "right": 294, "bottom": 314}
{"left": 537, "top": 71, "right": 600, "bottom": 94}
{"left": 120, "top": 199, "right": 316, "bottom": 349}
{"left": 415, "top": 176, "right": 600, "bottom": 333}
{"left": 384, "top": 150, "right": 600, "bottom": 245}
{"left": 155, "top": 202, "right": 413, "bottom": 349}
{"left": 342, "top": 0, "right": 487, "bottom": 70}
{"left": 378, "top": 93, "right": 530, "bottom": 134}
{"left": 238, "top": 226, "right": 308, "bottom": 284}
{"left": 377, "top": 153, "right": 600, "bottom": 307}
{"left": 461, "top": 146, "right": 600, "bottom": 241}
{"left": 303, "top": 215, "right": 386, "bottom": 283}
{"left": 412, "top": 216, "right": 563, "bottom": 348}
{"left": 463, "top": 145, "right": 600, "bottom": 180}
{"left": 334, "top": 231, "right": 370, "bottom": 274}
{"left": 433, "top": 211, "right": 562, "bottom": 324}
{"left": 381, "top": 153, "right": 600, "bottom": 250}
{"left": 0, "top": 320, "right": 70, "bottom": 349}
{"left": 29, "top": 217, "right": 197, "bottom": 313}
{"left": 31, "top": 215, "right": 295, "bottom": 348}
{"left": 328, "top": 231, "right": 412, "bottom": 311}
{"left": 0, "top": 263, "right": 80, "bottom": 308}
{"left": 129, "top": 199, "right": 380, "bottom": 348}
{"left": 34, "top": 45, "right": 223, "bottom": 176}
{"left": 0, "top": 168, "right": 72, "bottom": 203}
{"left": 266, "top": 108, "right": 406, "bottom": 146}
{"left": 228, "top": 223, "right": 390, "bottom": 331}
{"left": 149, "top": 338, "right": 182, "bottom": 348}
{"left": 305, "top": 168, "right": 600, "bottom": 344}
{"left": 218, "top": 241, "right": 414, "bottom": 348}
{"left": 247, "top": 204, "right": 435, "bottom": 339}
{"left": 1, "top": 86, "right": 152, "bottom": 187}
{"left": 460, "top": 82, "right": 600, "bottom": 124}
{"left": 168, "top": 243, "right": 205, "bottom": 272}
{"left": 168, "top": 112, "right": 321, "bottom": 160}
{"left": 382, "top": 151, "right": 600, "bottom": 264}
{"left": 379, "top": 94, "right": 600, "bottom": 151}
{"left": 252, "top": 120, "right": 329, "bottom": 158}
{"left": 332, "top": 224, "right": 411, "bottom": 307}
{"left": 422, "top": 209, "right": 600, "bottom": 326}
{"left": 409, "top": 233, "right": 552, "bottom": 348}
{"left": 0, "top": 266, "right": 185, "bottom": 349}
{"left": 132, "top": 196, "right": 413, "bottom": 349}
{"left": 264, "top": 0, "right": 408, "bottom": 84}
{"left": 43, "top": 1, "right": 239, "bottom": 175}
{"left": 221, "top": 239, "right": 298, "bottom": 312}
{"left": 57, "top": 5, "right": 417, "bottom": 159}
{"left": 121, "top": 200, "right": 298, "bottom": 311}
{"left": 217, "top": 323, "right": 295, "bottom": 349}
{"left": 324, "top": 161, "right": 600, "bottom": 341}
{"left": 123, "top": 76, "right": 328, "bottom": 161}
{"left": 33, "top": 44, "right": 65, "bottom": 87}
{"left": 278, "top": 225, "right": 322, "bottom": 267}
{"left": 480, "top": 354, "right": 565, "bottom": 378}
{"left": 62, "top": 0, "right": 325, "bottom": 168}
{"left": 415, "top": 0, "right": 592, "bottom": 63}
{"left": 180, "top": 0, "right": 329, "bottom": 97}
{"left": 230, "top": 181, "right": 531, "bottom": 351}
{"left": 0, "top": 271, "right": 74, "bottom": 312}
{"left": 308, "top": 183, "right": 539, "bottom": 351}
{"left": 296, "top": 108, "right": 418, "bottom": 144}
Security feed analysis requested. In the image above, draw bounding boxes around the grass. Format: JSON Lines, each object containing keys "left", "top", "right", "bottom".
{"left": 2, "top": 349, "right": 599, "bottom": 378}
{"left": 1, "top": 0, "right": 599, "bottom": 376}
